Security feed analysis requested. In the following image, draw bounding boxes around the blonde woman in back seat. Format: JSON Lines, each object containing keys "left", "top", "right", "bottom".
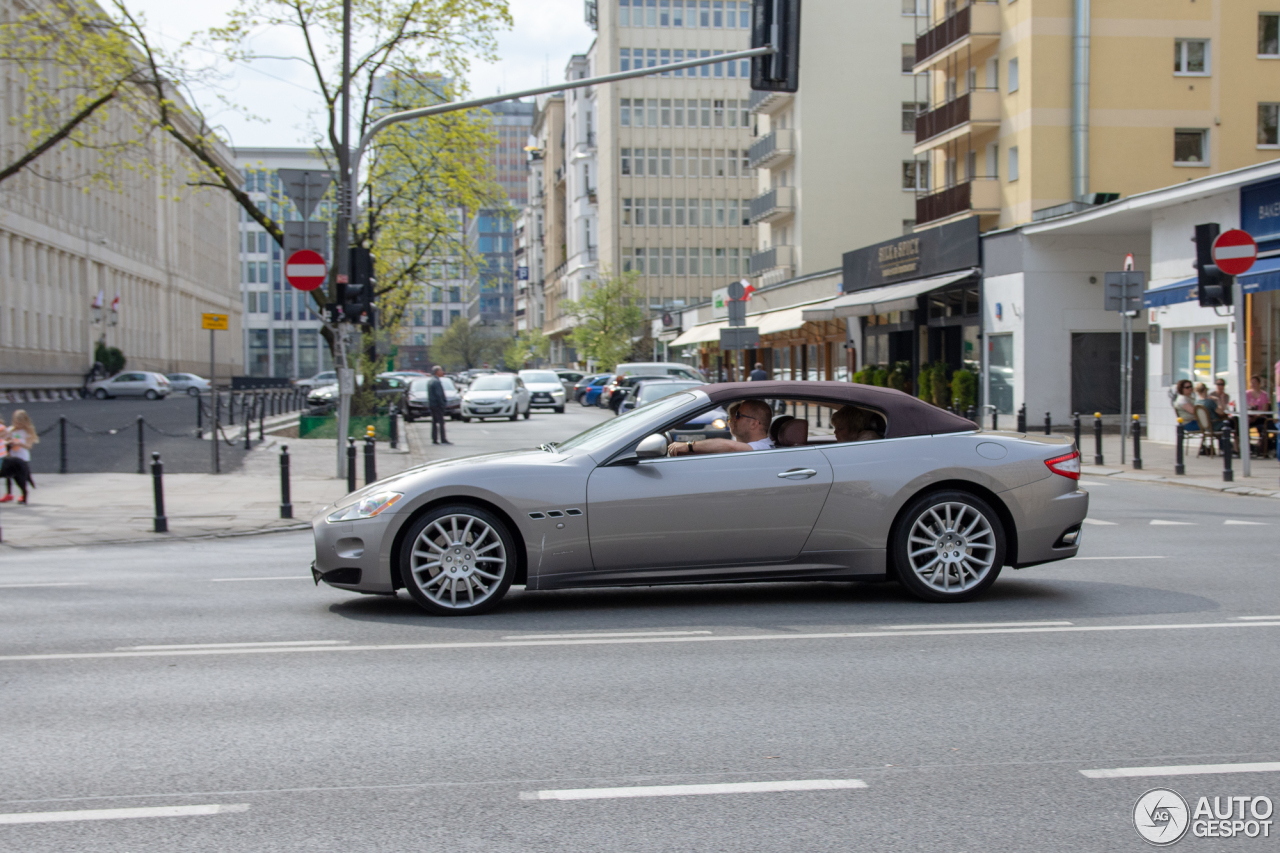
{"left": 832, "top": 406, "right": 882, "bottom": 443}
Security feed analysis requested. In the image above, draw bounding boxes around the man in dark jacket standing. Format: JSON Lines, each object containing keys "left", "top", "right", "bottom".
{"left": 427, "top": 366, "right": 451, "bottom": 445}
{"left": 748, "top": 362, "right": 768, "bottom": 381}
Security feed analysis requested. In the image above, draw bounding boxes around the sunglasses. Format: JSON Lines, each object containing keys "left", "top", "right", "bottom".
{"left": 731, "top": 411, "right": 760, "bottom": 424}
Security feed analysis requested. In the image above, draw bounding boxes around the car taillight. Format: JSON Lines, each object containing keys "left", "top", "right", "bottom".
{"left": 1045, "top": 450, "right": 1081, "bottom": 480}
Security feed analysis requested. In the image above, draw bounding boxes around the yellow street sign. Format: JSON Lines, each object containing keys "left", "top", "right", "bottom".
{"left": 202, "top": 313, "right": 229, "bottom": 330}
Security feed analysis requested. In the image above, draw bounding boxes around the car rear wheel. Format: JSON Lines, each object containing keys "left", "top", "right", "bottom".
{"left": 145, "top": 389, "right": 158, "bottom": 400}
{"left": 94, "top": 389, "right": 108, "bottom": 400}
{"left": 187, "top": 387, "right": 200, "bottom": 396}
{"left": 891, "top": 490, "right": 1004, "bottom": 602}
{"left": 553, "top": 405, "right": 564, "bottom": 414}
{"left": 400, "top": 506, "right": 515, "bottom": 615}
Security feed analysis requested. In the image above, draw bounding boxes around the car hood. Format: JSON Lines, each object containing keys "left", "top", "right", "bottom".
{"left": 524, "top": 382, "right": 563, "bottom": 392}
{"left": 332, "top": 447, "right": 571, "bottom": 508}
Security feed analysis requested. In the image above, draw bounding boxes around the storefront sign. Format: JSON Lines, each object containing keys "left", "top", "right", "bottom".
{"left": 842, "top": 218, "right": 980, "bottom": 293}
{"left": 1241, "top": 176, "right": 1280, "bottom": 243}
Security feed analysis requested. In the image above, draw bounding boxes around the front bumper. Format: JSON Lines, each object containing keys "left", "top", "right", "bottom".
{"left": 312, "top": 508, "right": 399, "bottom": 593}
{"left": 529, "top": 394, "right": 564, "bottom": 408}
{"left": 462, "top": 401, "right": 516, "bottom": 417}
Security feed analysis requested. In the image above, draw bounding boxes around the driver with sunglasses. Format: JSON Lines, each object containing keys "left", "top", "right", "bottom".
{"left": 666, "top": 398, "right": 775, "bottom": 456}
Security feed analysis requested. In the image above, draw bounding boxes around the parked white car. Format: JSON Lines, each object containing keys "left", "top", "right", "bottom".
{"left": 460, "top": 374, "right": 530, "bottom": 421}
{"left": 295, "top": 370, "right": 337, "bottom": 390}
{"left": 165, "top": 373, "right": 210, "bottom": 396}
{"left": 87, "top": 371, "right": 172, "bottom": 400}
{"left": 613, "top": 361, "right": 705, "bottom": 381}
{"left": 518, "top": 369, "right": 567, "bottom": 413}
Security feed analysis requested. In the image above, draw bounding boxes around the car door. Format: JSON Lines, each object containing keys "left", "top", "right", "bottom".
{"left": 585, "top": 447, "right": 834, "bottom": 572}
{"left": 113, "top": 373, "right": 144, "bottom": 396}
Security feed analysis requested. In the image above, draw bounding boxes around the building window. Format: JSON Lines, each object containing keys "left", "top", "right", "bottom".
{"left": 648, "top": 198, "right": 659, "bottom": 225}
{"left": 902, "top": 0, "right": 927, "bottom": 14}
{"left": 621, "top": 148, "right": 631, "bottom": 175}
{"left": 901, "top": 101, "right": 926, "bottom": 132}
{"left": 741, "top": 198, "right": 751, "bottom": 226}
{"left": 902, "top": 160, "right": 929, "bottom": 191}
{"left": 675, "top": 247, "right": 686, "bottom": 275}
{"left": 1174, "top": 129, "right": 1208, "bottom": 164}
{"left": 648, "top": 147, "right": 659, "bottom": 174}
{"left": 413, "top": 309, "right": 425, "bottom": 326}
{"left": 646, "top": 0, "right": 657, "bottom": 26}
{"left": 432, "top": 309, "right": 444, "bottom": 326}
{"left": 903, "top": 219, "right": 916, "bottom": 234}
{"left": 661, "top": 148, "right": 672, "bottom": 175}
{"left": 673, "top": 0, "right": 684, "bottom": 27}
{"left": 622, "top": 198, "right": 633, "bottom": 225}
{"left": 701, "top": 198, "right": 713, "bottom": 227}
{"left": 1174, "top": 39, "right": 1209, "bottom": 75}
{"left": 620, "top": 98, "right": 630, "bottom": 126}
{"left": 728, "top": 248, "right": 740, "bottom": 275}
{"left": 247, "top": 329, "right": 269, "bottom": 377}
{"left": 662, "top": 247, "right": 673, "bottom": 275}
{"left": 901, "top": 44, "right": 915, "bottom": 73}
{"left": 620, "top": 47, "right": 631, "bottom": 70}
{"left": 660, "top": 0, "right": 670, "bottom": 26}
{"left": 662, "top": 197, "right": 673, "bottom": 225}
{"left": 1007, "top": 146, "right": 1019, "bottom": 181}
{"left": 1007, "top": 57, "right": 1019, "bottom": 92}
{"left": 620, "top": 0, "right": 630, "bottom": 27}
{"left": 675, "top": 198, "right": 686, "bottom": 225}
{"left": 1262, "top": 14, "right": 1279, "bottom": 56}
{"left": 647, "top": 98, "right": 658, "bottom": 126}
{"left": 1261, "top": 104, "right": 1280, "bottom": 147}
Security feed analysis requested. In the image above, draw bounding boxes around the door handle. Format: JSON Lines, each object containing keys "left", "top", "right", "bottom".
{"left": 777, "top": 468, "right": 818, "bottom": 479}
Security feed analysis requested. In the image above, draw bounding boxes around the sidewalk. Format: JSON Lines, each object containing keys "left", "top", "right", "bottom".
{"left": 1075, "top": 431, "right": 1280, "bottom": 498}
{"left": 0, "top": 428, "right": 418, "bottom": 549}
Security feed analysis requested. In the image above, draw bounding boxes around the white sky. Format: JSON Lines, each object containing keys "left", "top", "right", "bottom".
{"left": 129, "top": 0, "right": 596, "bottom": 149}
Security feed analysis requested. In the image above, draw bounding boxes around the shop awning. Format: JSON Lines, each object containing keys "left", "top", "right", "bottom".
{"left": 1241, "top": 256, "right": 1280, "bottom": 294}
{"left": 1142, "top": 277, "right": 1199, "bottom": 308}
{"left": 751, "top": 298, "right": 844, "bottom": 335}
{"left": 809, "top": 269, "right": 979, "bottom": 319}
{"left": 670, "top": 319, "right": 727, "bottom": 347}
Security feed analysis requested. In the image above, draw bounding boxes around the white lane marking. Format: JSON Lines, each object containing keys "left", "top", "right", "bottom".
{"left": 1150, "top": 520, "right": 1196, "bottom": 526}
{"left": 5, "top": 620, "right": 1280, "bottom": 663}
{"left": 1225, "top": 519, "right": 1268, "bottom": 525}
{"left": 0, "top": 803, "right": 249, "bottom": 825}
{"left": 1233, "top": 616, "right": 1280, "bottom": 621}
{"left": 209, "top": 577, "right": 312, "bottom": 582}
{"left": 880, "top": 621, "right": 1072, "bottom": 630}
{"left": 520, "top": 779, "right": 867, "bottom": 801}
{"left": 502, "top": 630, "right": 713, "bottom": 640}
{"left": 1082, "top": 519, "right": 1117, "bottom": 526}
{"left": 1071, "top": 555, "right": 1165, "bottom": 560}
{"left": 1078, "top": 480, "right": 1111, "bottom": 486}
{"left": 1081, "top": 762, "right": 1280, "bottom": 779}
{"left": 116, "top": 641, "right": 349, "bottom": 651}
{"left": 0, "top": 582, "right": 89, "bottom": 588}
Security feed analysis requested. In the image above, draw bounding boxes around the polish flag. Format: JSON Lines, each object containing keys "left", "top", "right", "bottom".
{"left": 110, "top": 294, "right": 120, "bottom": 313}
{"left": 91, "top": 290, "right": 104, "bottom": 309}
{"left": 739, "top": 279, "right": 755, "bottom": 301}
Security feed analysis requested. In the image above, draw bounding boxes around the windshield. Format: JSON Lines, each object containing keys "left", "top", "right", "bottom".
{"left": 410, "top": 377, "right": 456, "bottom": 394}
{"left": 469, "top": 376, "right": 514, "bottom": 391}
{"left": 519, "top": 371, "right": 560, "bottom": 384}
{"left": 556, "top": 392, "right": 697, "bottom": 453}
{"left": 639, "top": 381, "right": 701, "bottom": 404}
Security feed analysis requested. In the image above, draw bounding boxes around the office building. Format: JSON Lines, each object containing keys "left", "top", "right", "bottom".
{"left": 522, "top": 95, "right": 566, "bottom": 343}
{"left": 468, "top": 100, "right": 534, "bottom": 328}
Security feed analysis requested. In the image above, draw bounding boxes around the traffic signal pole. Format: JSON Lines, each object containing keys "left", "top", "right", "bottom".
{"left": 335, "top": 0, "right": 353, "bottom": 479}
{"left": 1236, "top": 277, "right": 1250, "bottom": 479}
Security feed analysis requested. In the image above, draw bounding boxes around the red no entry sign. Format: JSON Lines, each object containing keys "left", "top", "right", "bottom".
{"left": 1211, "top": 229, "right": 1257, "bottom": 276}
{"left": 285, "top": 249, "right": 327, "bottom": 291}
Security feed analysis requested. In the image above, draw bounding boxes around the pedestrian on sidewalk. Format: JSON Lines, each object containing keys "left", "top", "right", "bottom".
{"left": 748, "top": 362, "right": 768, "bottom": 381}
{"left": 1, "top": 409, "right": 37, "bottom": 504}
{"left": 427, "top": 366, "right": 451, "bottom": 445}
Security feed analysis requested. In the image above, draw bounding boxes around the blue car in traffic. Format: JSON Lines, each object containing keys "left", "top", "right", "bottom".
{"left": 581, "top": 374, "right": 613, "bottom": 406}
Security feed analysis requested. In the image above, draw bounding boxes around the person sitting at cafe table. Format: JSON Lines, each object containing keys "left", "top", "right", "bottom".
{"left": 1209, "top": 378, "right": 1232, "bottom": 413}
{"left": 1173, "top": 379, "right": 1198, "bottom": 427}
{"left": 1195, "top": 383, "right": 1227, "bottom": 431}
{"left": 1246, "top": 375, "right": 1274, "bottom": 453}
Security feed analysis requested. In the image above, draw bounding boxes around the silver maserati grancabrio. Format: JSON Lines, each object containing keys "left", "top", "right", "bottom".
{"left": 311, "top": 381, "right": 1089, "bottom": 614}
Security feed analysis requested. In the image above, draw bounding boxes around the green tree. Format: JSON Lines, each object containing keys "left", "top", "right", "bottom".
{"left": 562, "top": 270, "right": 646, "bottom": 370}
{"left": 502, "top": 329, "right": 549, "bottom": 370}
{"left": 432, "top": 316, "right": 500, "bottom": 371}
{"left": 951, "top": 368, "right": 977, "bottom": 412}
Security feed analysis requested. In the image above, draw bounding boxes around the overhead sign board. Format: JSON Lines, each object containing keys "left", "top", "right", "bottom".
{"left": 201, "top": 313, "right": 229, "bottom": 330}
{"left": 1211, "top": 229, "right": 1258, "bottom": 276}
{"left": 276, "top": 169, "right": 334, "bottom": 221}
{"left": 285, "top": 249, "right": 328, "bottom": 291}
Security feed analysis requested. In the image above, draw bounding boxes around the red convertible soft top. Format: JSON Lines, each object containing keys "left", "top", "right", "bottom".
{"left": 697, "top": 381, "right": 977, "bottom": 439}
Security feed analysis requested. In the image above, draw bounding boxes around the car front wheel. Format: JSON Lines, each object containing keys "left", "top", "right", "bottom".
{"left": 891, "top": 490, "right": 1005, "bottom": 603}
{"left": 461, "top": 416, "right": 470, "bottom": 423}
{"left": 145, "top": 389, "right": 158, "bottom": 400}
{"left": 187, "top": 387, "right": 199, "bottom": 396}
{"left": 400, "top": 506, "right": 515, "bottom": 615}
{"left": 94, "top": 389, "right": 108, "bottom": 400}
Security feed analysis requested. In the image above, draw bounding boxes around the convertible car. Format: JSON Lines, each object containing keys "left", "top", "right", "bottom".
{"left": 311, "top": 381, "right": 1089, "bottom": 614}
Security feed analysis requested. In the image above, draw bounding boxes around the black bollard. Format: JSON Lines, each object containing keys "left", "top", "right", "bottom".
{"left": 229, "top": 391, "right": 236, "bottom": 426}
{"left": 1175, "top": 420, "right": 1185, "bottom": 475}
{"left": 965, "top": 405, "right": 976, "bottom": 424}
{"left": 279, "top": 444, "right": 293, "bottom": 519}
{"left": 346, "top": 437, "right": 357, "bottom": 493}
{"left": 151, "top": 452, "right": 168, "bottom": 533}
{"left": 1093, "top": 412, "right": 1104, "bottom": 466}
{"left": 1073, "top": 413, "right": 1081, "bottom": 453}
{"left": 1016, "top": 404, "right": 1026, "bottom": 433}
{"left": 1044, "top": 411, "right": 1052, "bottom": 436}
{"left": 1222, "top": 426, "right": 1234, "bottom": 483}
{"left": 136, "top": 415, "right": 145, "bottom": 475}
{"left": 244, "top": 396, "right": 253, "bottom": 450}
{"left": 258, "top": 393, "right": 265, "bottom": 440}
{"left": 59, "top": 415, "right": 67, "bottom": 474}
{"left": 1132, "top": 414, "right": 1143, "bottom": 470}
{"left": 364, "top": 429, "right": 377, "bottom": 485}
{"left": 196, "top": 391, "right": 203, "bottom": 438}
{"left": 216, "top": 390, "right": 223, "bottom": 425}
{"left": 389, "top": 405, "right": 399, "bottom": 450}
{"left": 991, "top": 409, "right": 998, "bottom": 431}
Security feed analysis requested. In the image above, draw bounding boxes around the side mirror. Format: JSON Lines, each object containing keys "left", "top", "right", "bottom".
{"left": 635, "top": 433, "right": 669, "bottom": 459}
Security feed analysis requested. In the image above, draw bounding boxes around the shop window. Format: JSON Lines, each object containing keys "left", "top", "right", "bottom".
{"left": 987, "top": 333, "right": 1014, "bottom": 415}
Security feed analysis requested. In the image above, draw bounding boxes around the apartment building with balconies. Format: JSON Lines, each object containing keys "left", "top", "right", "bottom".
{"left": 910, "top": 0, "right": 1280, "bottom": 231}
{"left": 744, "top": 1, "right": 923, "bottom": 289}
{"left": 524, "top": 96, "right": 569, "bottom": 348}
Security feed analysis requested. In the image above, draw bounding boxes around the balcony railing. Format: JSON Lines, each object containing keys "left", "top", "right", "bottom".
{"left": 748, "top": 245, "right": 795, "bottom": 276}
{"left": 748, "top": 88, "right": 793, "bottom": 115}
{"left": 915, "top": 178, "right": 1000, "bottom": 225}
{"left": 586, "top": 245, "right": 599, "bottom": 262}
{"left": 748, "top": 186, "right": 796, "bottom": 224}
{"left": 914, "top": 1, "right": 999, "bottom": 67}
{"left": 915, "top": 89, "right": 1000, "bottom": 145}
{"left": 747, "top": 128, "right": 795, "bottom": 170}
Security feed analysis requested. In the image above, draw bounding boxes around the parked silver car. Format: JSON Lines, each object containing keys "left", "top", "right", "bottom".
{"left": 165, "top": 373, "right": 209, "bottom": 396}
{"left": 87, "top": 371, "right": 172, "bottom": 400}
{"left": 460, "top": 374, "right": 531, "bottom": 422}
{"left": 518, "top": 369, "right": 567, "bottom": 413}
{"left": 311, "top": 381, "right": 1089, "bottom": 615}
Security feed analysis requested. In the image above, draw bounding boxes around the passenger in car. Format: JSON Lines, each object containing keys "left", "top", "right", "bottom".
{"left": 832, "top": 406, "right": 883, "bottom": 443}
{"left": 667, "top": 398, "right": 776, "bottom": 456}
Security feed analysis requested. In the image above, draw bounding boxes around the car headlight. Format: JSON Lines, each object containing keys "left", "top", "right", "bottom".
{"left": 503, "top": 394, "right": 513, "bottom": 400}
{"left": 327, "top": 491, "right": 403, "bottom": 522}
{"left": 711, "top": 418, "right": 726, "bottom": 430}
{"left": 552, "top": 389, "right": 564, "bottom": 396}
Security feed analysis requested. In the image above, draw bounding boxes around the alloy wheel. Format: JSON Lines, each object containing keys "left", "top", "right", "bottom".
{"left": 407, "top": 513, "right": 508, "bottom": 610}
{"left": 905, "top": 501, "right": 997, "bottom": 593}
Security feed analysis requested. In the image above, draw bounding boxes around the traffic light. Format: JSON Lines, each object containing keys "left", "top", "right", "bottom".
{"left": 343, "top": 246, "right": 378, "bottom": 326}
{"left": 750, "top": 0, "right": 801, "bottom": 94}
{"left": 1194, "top": 223, "right": 1232, "bottom": 307}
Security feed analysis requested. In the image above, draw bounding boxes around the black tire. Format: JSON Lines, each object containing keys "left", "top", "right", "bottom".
{"left": 891, "top": 489, "right": 1005, "bottom": 603}
{"left": 186, "top": 387, "right": 199, "bottom": 397}
{"left": 553, "top": 405, "right": 565, "bottom": 414}
{"left": 461, "top": 416, "right": 470, "bottom": 423}
{"left": 399, "top": 504, "right": 516, "bottom": 615}
{"left": 94, "top": 389, "right": 108, "bottom": 400}
{"left": 145, "top": 389, "right": 158, "bottom": 400}
{"left": 509, "top": 410, "right": 518, "bottom": 421}
{"left": 523, "top": 408, "right": 531, "bottom": 419}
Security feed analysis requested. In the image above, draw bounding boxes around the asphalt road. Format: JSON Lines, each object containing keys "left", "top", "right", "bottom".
{"left": 2, "top": 461, "right": 1279, "bottom": 849}
{"left": 4, "top": 394, "right": 262, "bottom": 475}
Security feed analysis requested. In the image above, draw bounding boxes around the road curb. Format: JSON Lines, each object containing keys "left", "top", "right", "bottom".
{"left": 0, "top": 521, "right": 312, "bottom": 551}
{"left": 1081, "top": 466, "right": 1280, "bottom": 499}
